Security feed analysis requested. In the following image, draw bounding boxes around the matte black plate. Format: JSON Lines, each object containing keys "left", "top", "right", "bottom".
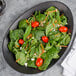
{"left": 2, "top": 1, "right": 75, "bottom": 74}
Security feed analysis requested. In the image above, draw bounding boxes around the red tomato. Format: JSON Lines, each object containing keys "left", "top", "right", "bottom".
{"left": 36, "top": 58, "right": 43, "bottom": 67}
{"left": 31, "top": 21, "right": 39, "bottom": 28}
{"left": 59, "top": 26, "right": 68, "bottom": 32}
{"left": 19, "top": 39, "right": 24, "bottom": 45}
{"left": 42, "top": 36, "right": 48, "bottom": 43}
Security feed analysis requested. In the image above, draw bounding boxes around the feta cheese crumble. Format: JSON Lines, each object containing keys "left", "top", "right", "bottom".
{"left": 20, "top": 47, "right": 22, "bottom": 50}
{"left": 60, "top": 47, "right": 62, "bottom": 49}
{"left": 31, "top": 58, "right": 35, "bottom": 61}
{"left": 24, "top": 63, "right": 27, "bottom": 67}
{"left": 34, "top": 53, "right": 36, "bottom": 56}
{"left": 25, "top": 51, "right": 27, "bottom": 54}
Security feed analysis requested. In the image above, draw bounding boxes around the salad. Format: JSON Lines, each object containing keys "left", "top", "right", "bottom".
{"left": 8, "top": 6, "right": 71, "bottom": 70}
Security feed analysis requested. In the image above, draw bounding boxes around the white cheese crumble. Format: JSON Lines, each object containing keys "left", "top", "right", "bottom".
{"left": 20, "top": 47, "right": 22, "bottom": 50}
{"left": 53, "top": 29, "right": 55, "bottom": 31}
{"left": 44, "top": 50, "right": 46, "bottom": 53}
{"left": 31, "top": 58, "right": 35, "bottom": 61}
{"left": 55, "top": 9, "right": 58, "bottom": 12}
{"left": 34, "top": 53, "right": 36, "bottom": 56}
{"left": 43, "top": 21, "right": 46, "bottom": 23}
{"left": 60, "top": 47, "right": 62, "bottom": 49}
{"left": 24, "top": 63, "right": 27, "bottom": 67}
{"left": 25, "top": 51, "right": 27, "bottom": 54}
{"left": 58, "top": 24, "right": 60, "bottom": 27}
{"left": 66, "top": 23, "right": 68, "bottom": 24}
{"left": 32, "top": 37, "right": 34, "bottom": 39}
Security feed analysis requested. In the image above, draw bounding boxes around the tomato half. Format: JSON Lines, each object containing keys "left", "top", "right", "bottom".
{"left": 59, "top": 26, "right": 68, "bottom": 32}
{"left": 19, "top": 39, "right": 24, "bottom": 45}
{"left": 36, "top": 58, "right": 43, "bottom": 67}
{"left": 42, "top": 36, "right": 48, "bottom": 43}
{"left": 31, "top": 21, "right": 39, "bottom": 28}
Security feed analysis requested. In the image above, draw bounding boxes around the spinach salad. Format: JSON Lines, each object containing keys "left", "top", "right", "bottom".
{"left": 8, "top": 6, "right": 71, "bottom": 70}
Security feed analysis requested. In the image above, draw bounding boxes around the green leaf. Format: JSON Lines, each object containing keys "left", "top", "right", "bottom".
{"left": 27, "top": 60, "right": 37, "bottom": 68}
{"left": 16, "top": 52, "right": 26, "bottom": 66}
{"left": 49, "top": 31, "right": 61, "bottom": 41}
{"left": 15, "top": 40, "right": 20, "bottom": 48}
{"left": 35, "top": 47, "right": 39, "bottom": 56}
{"left": 33, "top": 30, "right": 45, "bottom": 40}
{"left": 65, "top": 35, "right": 71, "bottom": 45}
{"left": 28, "top": 16, "right": 35, "bottom": 23}
{"left": 45, "top": 6, "right": 56, "bottom": 21}
{"left": 39, "top": 47, "right": 59, "bottom": 70}
{"left": 46, "top": 23, "right": 53, "bottom": 36}
{"left": 13, "top": 48, "right": 20, "bottom": 54}
{"left": 9, "top": 29, "right": 24, "bottom": 41}
{"left": 22, "top": 37, "right": 32, "bottom": 47}
{"left": 53, "top": 53, "right": 59, "bottom": 59}
{"left": 36, "top": 14, "right": 46, "bottom": 22}
{"left": 36, "top": 26, "right": 46, "bottom": 31}
{"left": 60, "top": 34, "right": 70, "bottom": 45}
{"left": 30, "top": 46, "right": 35, "bottom": 57}
{"left": 20, "top": 47, "right": 26, "bottom": 53}
{"left": 18, "top": 19, "right": 28, "bottom": 29}
{"left": 31, "top": 38, "right": 37, "bottom": 46}
{"left": 56, "top": 10, "right": 61, "bottom": 24}
{"left": 46, "top": 6, "right": 56, "bottom": 12}
{"left": 23, "top": 25, "right": 31, "bottom": 41}
{"left": 39, "top": 44, "right": 42, "bottom": 54}
{"left": 60, "top": 15, "right": 67, "bottom": 25}
{"left": 45, "top": 42, "right": 52, "bottom": 51}
{"left": 8, "top": 41, "right": 14, "bottom": 52}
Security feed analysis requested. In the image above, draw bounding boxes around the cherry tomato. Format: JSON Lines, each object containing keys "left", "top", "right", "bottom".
{"left": 19, "top": 39, "right": 24, "bottom": 45}
{"left": 42, "top": 36, "right": 48, "bottom": 43}
{"left": 36, "top": 58, "right": 43, "bottom": 67}
{"left": 31, "top": 21, "right": 39, "bottom": 28}
{"left": 59, "top": 26, "right": 68, "bottom": 32}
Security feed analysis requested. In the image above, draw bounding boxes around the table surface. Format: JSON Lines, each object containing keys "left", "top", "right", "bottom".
{"left": 0, "top": 0, "right": 76, "bottom": 76}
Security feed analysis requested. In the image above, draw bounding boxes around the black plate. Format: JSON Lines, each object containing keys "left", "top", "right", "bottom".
{"left": 2, "top": 1, "right": 76, "bottom": 74}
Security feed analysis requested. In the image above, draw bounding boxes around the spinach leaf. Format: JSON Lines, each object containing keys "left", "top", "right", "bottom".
{"left": 18, "top": 19, "right": 28, "bottom": 29}
{"left": 31, "top": 38, "right": 38, "bottom": 46}
{"left": 16, "top": 52, "right": 26, "bottom": 66}
{"left": 9, "top": 29, "right": 24, "bottom": 41}
{"left": 39, "top": 47, "right": 59, "bottom": 70}
{"left": 36, "top": 26, "right": 46, "bottom": 31}
{"left": 30, "top": 46, "right": 35, "bottom": 57}
{"left": 60, "top": 34, "right": 70, "bottom": 45}
{"left": 28, "top": 16, "right": 35, "bottom": 23}
{"left": 33, "top": 30, "right": 45, "bottom": 40}
{"left": 56, "top": 10, "right": 61, "bottom": 24}
{"left": 35, "top": 47, "right": 39, "bottom": 56}
{"left": 36, "top": 14, "right": 46, "bottom": 22}
{"left": 60, "top": 15, "right": 67, "bottom": 25}
{"left": 45, "top": 42, "right": 52, "bottom": 51}
{"left": 46, "top": 6, "right": 56, "bottom": 12}
{"left": 22, "top": 37, "right": 32, "bottom": 47}
{"left": 14, "top": 40, "right": 20, "bottom": 48}
{"left": 45, "top": 6, "right": 56, "bottom": 20}
{"left": 46, "top": 23, "right": 53, "bottom": 36}
{"left": 23, "top": 24, "right": 31, "bottom": 41}
{"left": 20, "top": 47, "right": 26, "bottom": 53}
{"left": 8, "top": 41, "right": 14, "bottom": 52}
{"left": 27, "top": 60, "right": 37, "bottom": 68}
{"left": 13, "top": 48, "right": 20, "bottom": 54}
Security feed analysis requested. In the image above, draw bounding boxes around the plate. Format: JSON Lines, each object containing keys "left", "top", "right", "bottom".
{"left": 2, "top": 1, "right": 75, "bottom": 74}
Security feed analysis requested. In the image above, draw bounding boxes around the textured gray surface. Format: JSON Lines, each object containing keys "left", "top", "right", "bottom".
{"left": 0, "top": 0, "right": 76, "bottom": 76}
